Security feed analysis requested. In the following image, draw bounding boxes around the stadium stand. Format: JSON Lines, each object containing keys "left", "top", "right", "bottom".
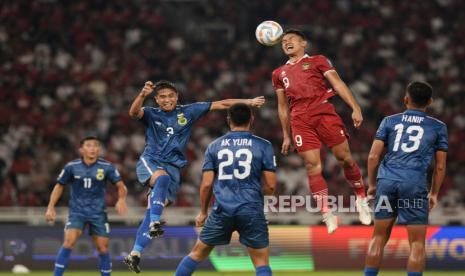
{"left": 0, "top": 0, "right": 464, "bottom": 214}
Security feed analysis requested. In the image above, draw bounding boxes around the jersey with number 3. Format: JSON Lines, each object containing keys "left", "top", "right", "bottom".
{"left": 272, "top": 54, "right": 335, "bottom": 116}
{"left": 140, "top": 102, "right": 211, "bottom": 168}
{"left": 57, "top": 159, "right": 122, "bottom": 217}
{"left": 375, "top": 110, "right": 448, "bottom": 182}
{"left": 203, "top": 131, "right": 276, "bottom": 215}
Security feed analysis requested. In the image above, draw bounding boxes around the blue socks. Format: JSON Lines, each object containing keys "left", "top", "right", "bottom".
{"left": 175, "top": 256, "right": 199, "bottom": 276}
{"left": 150, "top": 175, "right": 170, "bottom": 222}
{"left": 408, "top": 272, "right": 422, "bottom": 276}
{"left": 132, "top": 209, "right": 152, "bottom": 253}
{"left": 54, "top": 247, "right": 71, "bottom": 276}
{"left": 98, "top": 253, "right": 111, "bottom": 276}
{"left": 364, "top": 267, "right": 379, "bottom": 276}
{"left": 256, "top": 265, "right": 272, "bottom": 276}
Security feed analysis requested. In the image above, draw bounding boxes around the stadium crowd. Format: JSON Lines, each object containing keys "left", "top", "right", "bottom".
{"left": 1, "top": 0, "right": 464, "bottom": 208}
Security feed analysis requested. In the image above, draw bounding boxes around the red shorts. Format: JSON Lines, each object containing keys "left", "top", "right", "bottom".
{"left": 291, "top": 102, "right": 349, "bottom": 152}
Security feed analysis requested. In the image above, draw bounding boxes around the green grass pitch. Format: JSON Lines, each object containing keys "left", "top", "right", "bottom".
{"left": 1, "top": 271, "right": 463, "bottom": 276}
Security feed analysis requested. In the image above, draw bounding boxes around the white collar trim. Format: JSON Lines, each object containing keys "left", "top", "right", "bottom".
{"left": 286, "top": 54, "right": 310, "bottom": 65}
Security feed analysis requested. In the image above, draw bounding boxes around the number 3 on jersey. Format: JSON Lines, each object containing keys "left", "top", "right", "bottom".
{"left": 218, "top": 148, "right": 252, "bottom": 180}
{"left": 393, "top": 124, "right": 424, "bottom": 152}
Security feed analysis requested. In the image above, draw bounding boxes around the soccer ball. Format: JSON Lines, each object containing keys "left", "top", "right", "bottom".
{"left": 255, "top": 21, "right": 283, "bottom": 46}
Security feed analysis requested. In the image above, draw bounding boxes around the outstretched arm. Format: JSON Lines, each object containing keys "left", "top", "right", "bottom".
{"left": 209, "top": 96, "right": 265, "bottom": 111}
{"left": 428, "top": 151, "right": 447, "bottom": 211}
{"left": 45, "top": 184, "right": 64, "bottom": 222}
{"left": 129, "top": 81, "right": 154, "bottom": 119}
{"left": 276, "top": 89, "right": 292, "bottom": 155}
{"left": 325, "top": 70, "right": 363, "bottom": 128}
{"left": 367, "top": 139, "right": 385, "bottom": 198}
{"left": 115, "top": 181, "right": 128, "bottom": 216}
{"left": 195, "top": 171, "right": 215, "bottom": 227}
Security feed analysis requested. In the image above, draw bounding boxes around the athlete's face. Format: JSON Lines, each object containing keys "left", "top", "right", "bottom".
{"left": 155, "top": 88, "right": 178, "bottom": 112}
{"left": 281, "top": 33, "right": 307, "bottom": 56}
{"left": 80, "top": 139, "right": 100, "bottom": 160}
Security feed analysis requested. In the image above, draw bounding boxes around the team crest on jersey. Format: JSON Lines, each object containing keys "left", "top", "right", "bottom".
{"left": 96, "top": 168, "right": 105, "bottom": 180}
{"left": 302, "top": 62, "right": 311, "bottom": 70}
{"left": 177, "top": 113, "right": 188, "bottom": 126}
{"left": 280, "top": 70, "right": 286, "bottom": 77}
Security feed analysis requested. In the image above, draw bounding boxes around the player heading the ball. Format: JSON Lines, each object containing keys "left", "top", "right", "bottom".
{"left": 271, "top": 28, "right": 371, "bottom": 233}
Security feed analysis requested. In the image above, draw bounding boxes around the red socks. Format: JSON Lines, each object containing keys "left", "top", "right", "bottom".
{"left": 344, "top": 162, "right": 366, "bottom": 198}
{"left": 308, "top": 174, "right": 329, "bottom": 213}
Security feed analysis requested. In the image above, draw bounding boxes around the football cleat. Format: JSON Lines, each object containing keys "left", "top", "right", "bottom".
{"left": 149, "top": 221, "right": 165, "bottom": 238}
{"left": 322, "top": 212, "right": 338, "bottom": 234}
{"left": 123, "top": 254, "right": 141, "bottom": 273}
{"left": 356, "top": 197, "right": 372, "bottom": 225}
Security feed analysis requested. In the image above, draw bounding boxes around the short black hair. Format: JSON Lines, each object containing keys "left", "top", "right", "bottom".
{"left": 80, "top": 136, "right": 100, "bottom": 146}
{"left": 154, "top": 80, "right": 178, "bottom": 95}
{"left": 283, "top": 28, "right": 307, "bottom": 40}
{"left": 406, "top": 81, "right": 433, "bottom": 107}
{"left": 228, "top": 103, "right": 252, "bottom": 127}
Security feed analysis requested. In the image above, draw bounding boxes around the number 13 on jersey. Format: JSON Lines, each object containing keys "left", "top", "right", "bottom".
{"left": 393, "top": 124, "right": 424, "bottom": 152}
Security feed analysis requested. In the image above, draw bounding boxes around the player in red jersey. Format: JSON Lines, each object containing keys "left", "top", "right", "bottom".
{"left": 272, "top": 29, "right": 371, "bottom": 233}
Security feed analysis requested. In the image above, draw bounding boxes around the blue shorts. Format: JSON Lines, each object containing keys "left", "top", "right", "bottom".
{"left": 200, "top": 209, "right": 269, "bottom": 249}
{"left": 374, "top": 178, "right": 429, "bottom": 225}
{"left": 65, "top": 213, "right": 110, "bottom": 237}
{"left": 136, "top": 156, "right": 181, "bottom": 203}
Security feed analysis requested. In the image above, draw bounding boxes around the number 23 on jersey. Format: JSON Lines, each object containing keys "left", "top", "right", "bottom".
{"left": 217, "top": 148, "right": 252, "bottom": 180}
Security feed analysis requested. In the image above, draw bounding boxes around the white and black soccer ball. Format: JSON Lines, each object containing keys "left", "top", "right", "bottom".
{"left": 255, "top": 20, "right": 283, "bottom": 46}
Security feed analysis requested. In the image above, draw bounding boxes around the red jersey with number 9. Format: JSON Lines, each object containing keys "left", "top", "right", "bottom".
{"left": 272, "top": 54, "right": 336, "bottom": 116}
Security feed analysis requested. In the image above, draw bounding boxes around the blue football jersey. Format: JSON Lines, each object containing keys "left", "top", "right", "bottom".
{"left": 140, "top": 102, "right": 211, "bottom": 168}
{"left": 375, "top": 109, "right": 448, "bottom": 182}
{"left": 57, "top": 158, "right": 122, "bottom": 217}
{"left": 203, "top": 131, "right": 276, "bottom": 216}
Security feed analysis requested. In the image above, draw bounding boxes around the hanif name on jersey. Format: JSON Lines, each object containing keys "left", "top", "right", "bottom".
{"left": 402, "top": 115, "right": 424, "bottom": 124}
{"left": 221, "top": 139, "right": 252, "bottom": 146}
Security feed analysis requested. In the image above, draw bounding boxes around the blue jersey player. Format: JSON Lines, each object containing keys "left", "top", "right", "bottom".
{"left": 364, "top": 82, "right": 448, "bottom": 276}
{"left": 45, "top": 136, "right": 128, "bottom": 276}
{"left": 175, "top": 103, "right": 276, "bottom": 276}
{"left": 124, "top": 81, "right": 266, "bottom": 272}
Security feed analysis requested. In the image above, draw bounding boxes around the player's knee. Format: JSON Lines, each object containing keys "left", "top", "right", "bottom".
{"left": 149, "top": 170, "right": 169, "bottom": 187}
{"left": 189, "top": 249, "right": 209, "bottom": 262}
{"left": 62, "top": 239, "right": 77, "bottom": 249}
{"left": 96, "top": 244, "right": 109, "bottom": 254}
{"left": 410, "top": 241, "right": 425, "bottom": 256}
{"left": 304, "top": 161, "right": 322, "bottom": 174}
{"left": 336, "top": 154, "right": 353, "bottom": 168}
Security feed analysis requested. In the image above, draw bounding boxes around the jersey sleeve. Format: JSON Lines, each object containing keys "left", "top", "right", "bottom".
{"left": 202, "top": 145, "right": 216, "bottom": 171}
{"left": 185, "top": 102, "right": 212, "bottom": 123}
{"left": 57, "top": 164, "right": 73, "bottom": 185}
{"left": 316, "top": 55, "right": 335, "bottom": 74}
{"left": 107, "top": 164, "right": 123, "bottom": 184}
{"left": 434, "top": 124, "right": 448, "bottom": 152}
{"left": 139, "top": 107, "right": 151, "bottom": 125}
{"left": 271, "top": 69, "right": 285, "bottom": 90}
{"left": 262, "top": 142, "right": 277, "bottom": 172}
{"left": 375, "top": 118, "right": 388, "bottom": 142}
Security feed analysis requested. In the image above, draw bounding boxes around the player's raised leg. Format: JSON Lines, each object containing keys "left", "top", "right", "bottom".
{"left": 299, "top": 148, "right": 338, "bottom": 234}
{"left": 364, "top": 218, "right": 396, "bottom": 276}
{"left": 93, "top": 236, "right": 111, "bottom": 276}
{"left": 175, "top": 239, "right": 214, "bottom": 276}
{"left": 248, "top": 247, "right": 272, "bottom": 276}
{"left": 146, "top": 170, "right": 170, "bottom": 238}
{"left": 331, "top": 140, "right": 372, "bottom": 225}
{"left": 125, "top": 170, "right": 169, "bottom": 273}
{"left": 406, "top": 225, "right": 427, "bottom": 276}
{"left": 54, "top": 229, "right": 82, "bottom": 276}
